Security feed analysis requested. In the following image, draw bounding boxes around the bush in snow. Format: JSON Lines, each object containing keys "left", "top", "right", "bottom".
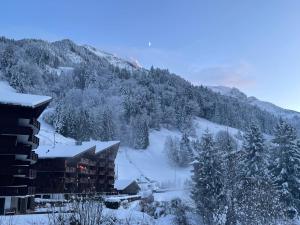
{"left": 47, "top": 197, "right": 117, "bottom": 225}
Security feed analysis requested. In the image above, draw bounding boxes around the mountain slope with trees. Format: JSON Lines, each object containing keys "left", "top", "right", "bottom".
{"left": 0, "top": 37, "right": 281, "bottom": 149}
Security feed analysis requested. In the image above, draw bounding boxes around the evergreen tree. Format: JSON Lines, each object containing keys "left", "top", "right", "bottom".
{"left": 271, "top": 120, "right": 300, "bottom": 219}
{"left": 215, "top": 131, "right": 239, "bottom": 225}
{"left": 178, "top": 133, "right": 193, "bottom": 167}
{"left": 164, "top": 136, "right": 180, "bottom": 166}
{"left": 241, "top": 123, "right": 267, "bottom": 178}
{"left": 192, "top": 130, "right": 222, "bottom": 225}
{"left": 238, "top": 123, "right": 281, "bottom": 224}
{"left": 131, "top": 115, "right": 149, "bottom": 149}
{"left": 99, "top": 107, "right": 115, "bottom": 141}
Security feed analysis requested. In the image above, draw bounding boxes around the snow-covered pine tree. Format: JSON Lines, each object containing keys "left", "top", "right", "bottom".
{"left": 178, "top": 133, "right": 193, "bottom": 167}
{"left": 191, "top": 130, "right": 222, "bottom": 225}
{"left": 238, "top": 123, "right": 281, "bottom": 224}
{"left": 99, "top": 107, "right": 115, "bottom": 141}
{"left": 241, "top": 123, "right": 267, "bottom": 178}
{"left": 215, "top": 131, "right": 239, "bottom": 225}
{"left": 131, "top": 115, "right": 149, "bottom": 149}
{"left": 271, "top": 119, "right": 300, "bottom": 219}
{"left": 164, "top": 136, "right": 180, "bottom": 166}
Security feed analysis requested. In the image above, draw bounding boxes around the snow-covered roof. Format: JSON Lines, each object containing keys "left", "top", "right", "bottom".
{"left": 92, "top": 140, "right": 120, "bottom": 154}
{"left": 114, "top": 179, "right": 137, "bottom": 190}
{"left": 36, "top": 142, "right": 96, "bottom": 158}
{"left": 0, "top": 81, "right": 52, "bottom": 108}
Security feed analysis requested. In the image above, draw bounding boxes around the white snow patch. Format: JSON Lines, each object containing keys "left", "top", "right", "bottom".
{"left": 84, "top": 45, "right": 141, "bottom": 70}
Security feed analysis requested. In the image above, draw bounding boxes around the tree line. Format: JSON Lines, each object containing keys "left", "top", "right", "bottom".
{"left": 191, "top": 120, "right": 300, "bottom": 225}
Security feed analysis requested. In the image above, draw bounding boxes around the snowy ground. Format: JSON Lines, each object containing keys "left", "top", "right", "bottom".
{"left": 116, "top": 117, "right": 241, "bottom": 190}
{"left": 0, "top": 191, "right": 191, "bottom": 225}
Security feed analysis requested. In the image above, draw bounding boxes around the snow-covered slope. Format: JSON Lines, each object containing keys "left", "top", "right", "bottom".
{"left": 84, "top": 45, "right": 142, "bottom": 70}
{"left": 209, "top": 85, "right": 300, "bottom": 120}
{"left": 116, "top": 117, "right": 241, "bottom": 190}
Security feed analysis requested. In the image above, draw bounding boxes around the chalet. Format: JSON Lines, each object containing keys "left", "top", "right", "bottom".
{"left": 0, "top": 89, "right": 51, "bottom": 214}
{"left": 35, "top": 141, "right": 120, "bottom": 198}
{"left": 114, "top": 179, "right": 141, "bottom": 195}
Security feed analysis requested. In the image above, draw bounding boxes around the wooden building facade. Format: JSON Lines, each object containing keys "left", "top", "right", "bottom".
{"left": 0, "top": 92, "right": 51, "bottom": 214}
{"left": 35, "top": 141, "right": 120, "bottom": 197}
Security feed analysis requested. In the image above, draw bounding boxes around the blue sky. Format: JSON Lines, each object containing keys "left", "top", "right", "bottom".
{"left": 1, "top": 0, "right": 300, "bottom": 111}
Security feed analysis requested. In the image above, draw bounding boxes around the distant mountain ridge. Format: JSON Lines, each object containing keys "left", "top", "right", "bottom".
{"left": 209, "top": 86, "right": 300, "bottom": 131}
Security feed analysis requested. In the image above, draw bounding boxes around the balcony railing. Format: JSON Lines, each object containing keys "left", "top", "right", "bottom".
{"left": 79, "top": 158, "right": 96, "bottom": 166}
{"left": 0, "top": 144, "right": 31, "bottom": 155}
{"left": 28, "top": 152, "right": 38, "bottom": 163}
{"left": 29, "top": 118, "right": 40, "bottom": 130}
{"left": 65, "top": 177, "right": 76, "bottom": 183}
{"left": 108, "top": 155, "right": 115, "bottom": 161}
{"left": 28, "top": 135, "right": 39, "bottom": 148}
{"left": 98, "top": 162, "right": 106, "bottom": 167}
{"left": 108, "top": 179, "right": 114, "bottom": 185}
{"left": 98, "top": 179, "right": 105, "bottom": 184}
{"left": 2, "top": 166, "right": 36, "bottom": 179}
{"left": 108, "top": 162, "right": 114, "bottom": 168}
{"left": 97, "top": 154, "right": 106, "bottom": 159}
{"left": 28, "top": 169, "right": 37, "bottom": 179}
{"left": 107, "top": 171, "right": 114, "bottom": 177}
{"left": 66, "top": 167, "right": 76, "bottom": 173}
{"left": 79, "top": 158, "right": 90, "bottom": 165}
{"left": 0, "top": 186, "right": 35, "bottom": 196}
{"left": 78, "top": 168, "right": 97, "bottom": 175}
{"left": 98, "top": 170, "right": 106, "bottom": 176}
{"left": 89, "top": 170, "right": 96, "bottom": 175}
{"left": 79, "top": 178, "right": 96, "bottom": 183}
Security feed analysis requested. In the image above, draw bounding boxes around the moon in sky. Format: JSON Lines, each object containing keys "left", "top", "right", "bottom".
{"left": 148, "top": 41, "right": 151, "bottom": 47}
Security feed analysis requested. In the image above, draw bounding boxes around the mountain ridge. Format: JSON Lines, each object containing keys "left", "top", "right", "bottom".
{"left": 0, "top": 37, "right": 291, "bottom": 144}
{"left": 208, "top": 85, "right": 300, "bottom": 120}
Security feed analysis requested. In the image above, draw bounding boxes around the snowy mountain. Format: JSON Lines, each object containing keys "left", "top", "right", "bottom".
{"left": 84, "top": 45, "right": 142, "bottom": 70}
{"left": 1, "top": 38, "right": 300, "bottom": 224}
{"left": 209, "top": 85, "right": 300, "bottom": 131}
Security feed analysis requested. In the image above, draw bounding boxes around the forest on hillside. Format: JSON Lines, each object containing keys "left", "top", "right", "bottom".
{"left": 0, "top": 37, "right": 279, "bottom": 149}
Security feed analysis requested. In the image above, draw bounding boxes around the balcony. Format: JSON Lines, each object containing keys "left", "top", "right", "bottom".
{"left": 107, "top": 171, "right": 114, "bottom": 177}
{"left": 79, "top": 178, "right": 96, "bottom": 184}
{"left": 0, "top": 126, "right": 31, "bottom": 135}
{"left": 0, "top": 186, "right": 35, "bottom": 196}
{"left": 108, "top": 155, "right": 115, "bottom": 161}
{"left": 98, "top": 170, "right": 105, "bottom": 176}
{"left": 0, "top": 144, "right": 32, "bottom": 155}
{"left": 0, "top": 176, "right": 34, "bottom": 186}
{"left": 98, "top": 179, "right": 105, "bottom": 184}
{"left": 98, "top": 162, "right": 106, "bottom": 167}
{"left": 108, "top": 162, "right": 114, "bottom": 168}
{"left": 97, "top": 154, "right": 106, "bottom": 159}
{"left": 79, "top": 158, "right": 96, "bottom": 166}
{"left": 78, "top": 168, "right": 97, "bottom": 175}
{"left": 28, "top": 135, "right": 39, "bottom": 149}
{"left": 108, "top": 179, "right": 114, "bottom": 185}
{"left": 66, "top": 167, "right": 76, "bottom": 173}
{"left": 29, "top": 118, "right": 40, "bottom": 130}
{"left": 28, "top": 151, "right": 38, "bottom": 164}
{"left": 65, "top": 177, "right": 76, "bottom": 183}
{"left": 0, "top": 166, "right": 36, "bottom": 179}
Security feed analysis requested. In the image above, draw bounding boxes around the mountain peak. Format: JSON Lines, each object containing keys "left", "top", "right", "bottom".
{"left": 83, "top": 45, "right": 142, "bottom": 70}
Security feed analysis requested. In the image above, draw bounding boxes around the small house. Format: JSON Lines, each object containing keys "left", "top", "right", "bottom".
{"left": 114, "top": 179, "right": 141, "bottom": 195}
